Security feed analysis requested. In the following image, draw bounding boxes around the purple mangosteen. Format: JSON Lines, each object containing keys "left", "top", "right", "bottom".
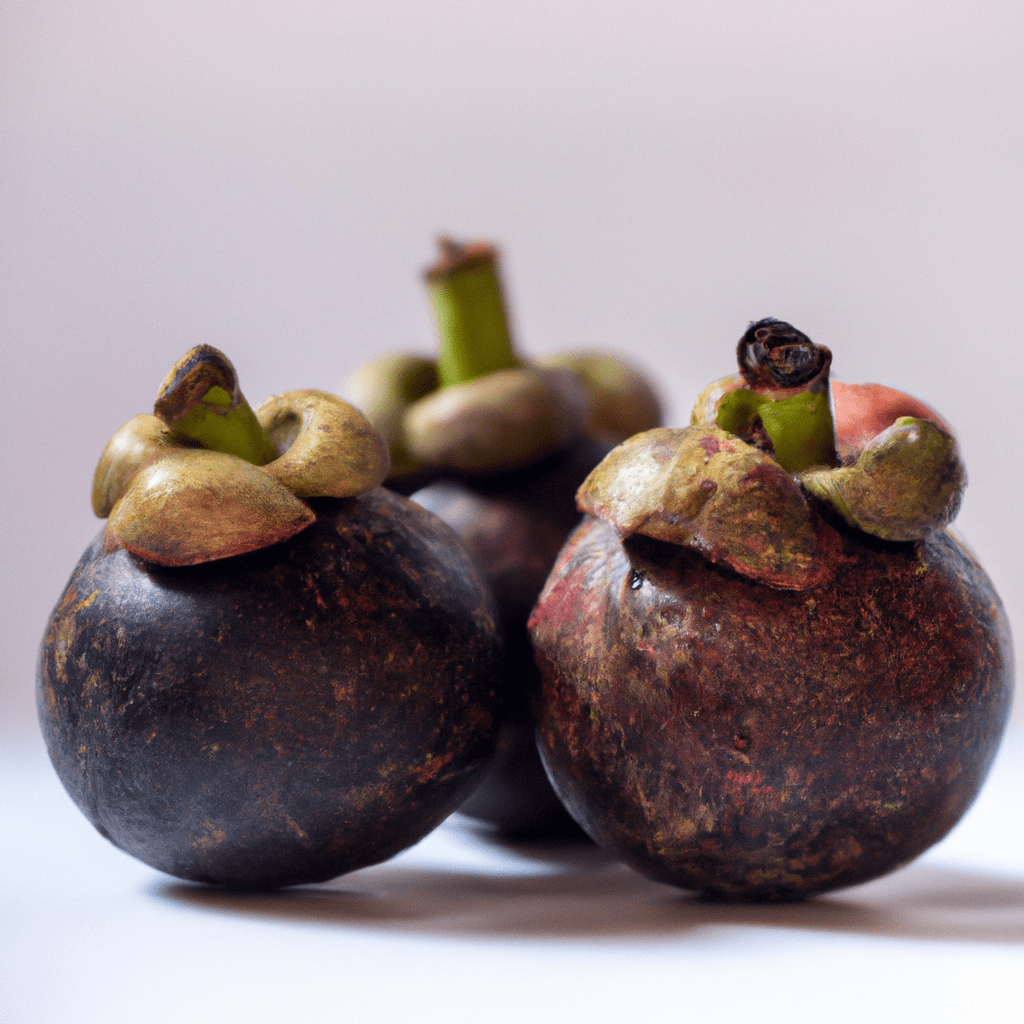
{"left": 529, "top": 319, "right": 1013, "bottom": 899}
{"left": 38, "top": 345, "right": 502, "bottom": 889}
{"left": 346, "top": 238, "right": 662, "bottom": 836}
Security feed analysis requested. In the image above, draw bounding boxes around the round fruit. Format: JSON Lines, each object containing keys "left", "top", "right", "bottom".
{"left": 528, "top": 319, "right": 1014, "bottom": 899}
{"left": 412, "top": 439, "right": 610, "bottom": 836}
{"left": 38, "top": 347, "right": 502, "bottom": 889}
{"left": 347, "top": 238, "right": 661, "bottom": 836}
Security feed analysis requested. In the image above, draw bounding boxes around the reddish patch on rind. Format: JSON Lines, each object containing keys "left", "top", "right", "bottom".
{"left": 831, "top": 381, "right": 950, "bottom": 458}
{"left": 699, "top": 434, "right": 731, "bottom": 458}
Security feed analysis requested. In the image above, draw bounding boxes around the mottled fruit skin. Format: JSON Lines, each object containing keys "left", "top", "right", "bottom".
{"left": 529, "top": 514, "right": 1014, "bottom": 900}
{"left": 38, "top": 489, "right": 502, "bottom": 889}
{"left": 413, "top": 441, "right": 609, "bottom": 836}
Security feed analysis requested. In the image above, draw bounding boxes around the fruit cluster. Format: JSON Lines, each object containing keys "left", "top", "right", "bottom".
{"left": 38, "top": 247, "right": 1013, "bottom": 900}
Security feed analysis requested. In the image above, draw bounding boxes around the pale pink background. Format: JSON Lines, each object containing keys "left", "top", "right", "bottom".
{"left": 3, "top": 1, "right": 1021, "bottom": 747}
{"left": 2, "top": 6, "right": 1023, "bottom": 1021}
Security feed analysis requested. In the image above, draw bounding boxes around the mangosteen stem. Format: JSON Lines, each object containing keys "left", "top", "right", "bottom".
{"left": 715, "top": 319, "right": 839, "bottom": 474}
{"left": 153, "top": 345, "right": 279, "bottom": 466}
{"left": 424, "top": 237, "right": 521, "bottom": 389}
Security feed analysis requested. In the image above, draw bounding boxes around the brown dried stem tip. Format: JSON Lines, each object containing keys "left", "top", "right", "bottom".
{"left": 737, "top": 318, "right": 831, "bottom": 392}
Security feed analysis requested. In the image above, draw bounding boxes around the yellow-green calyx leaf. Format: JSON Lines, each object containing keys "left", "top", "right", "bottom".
{"left": 256, "top": 390, "right": 390, "bottom": 497}
{"left": 536, "top": 351, "right": 663, "bottom": 445}
{"left": 403, "top": 366, "right": 588, "bottom": 474}
{"left": 800, "top": 417, "right": 965, "bottom": 541}
{"left": 690, "top": 373, "right": 745, "bottom": 428}
{"left": 347, "top": 350, "right": 662, "bottom": 479}
{"left": 106, "top": 450, "right": 315, "bottom": 565}
{"left": 92, "top": 414, "right": 176, "bottom": 517}
{"left": 343, "top": 354, "right": 440, "bottom": 478}
{"left": 577, "top": 426, "right": 824, "bottom": 590}
{"left": 154, "top": 345, "right": 279, "bottom": 466}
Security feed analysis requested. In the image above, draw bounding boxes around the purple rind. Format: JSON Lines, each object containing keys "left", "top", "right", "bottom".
{"left": 529, "top": 514, "right": 1014, "bottom": 901}
{"left": 38, "top": 489, "right": 503, "bottom": 890}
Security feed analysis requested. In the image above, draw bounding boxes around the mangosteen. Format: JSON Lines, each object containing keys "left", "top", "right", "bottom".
{"left": 38, "top": 345, "right": 502, "bottom": 890}
{"left": 528, "top": 318, "right": 1014, "bottom": 899}
{"left": 345, "top": 238, "right": 662, "bottom": 836}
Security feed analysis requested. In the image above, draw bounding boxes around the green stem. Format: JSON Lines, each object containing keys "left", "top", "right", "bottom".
{"left": 425, "top": 238, "right": 520, "bottom": 388}
{"left": 153, "top": 345, "right": 279, "bottom": 466}
{"left": 716, "top": 386, "right": 838, "bottom": 475}
{"left": 716, "top": 319, "right": 839, "bottom": 475}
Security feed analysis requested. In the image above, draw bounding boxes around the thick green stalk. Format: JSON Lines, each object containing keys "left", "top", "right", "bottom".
{"left": 716, "top": 387, "right": 838, "bottom": 474}
{"left": 425, "top": 238, "right": 520, "bottom": 388}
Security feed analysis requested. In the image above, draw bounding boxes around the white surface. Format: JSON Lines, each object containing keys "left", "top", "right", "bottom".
{"left": 3, "top": 734, "right": 1023, "bottom": 1024}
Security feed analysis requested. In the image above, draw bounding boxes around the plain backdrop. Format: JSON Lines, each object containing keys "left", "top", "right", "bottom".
{"left": 3, "top": 0, "right": 1022, "bottom": 747}
{"left": 2, "top": 5, "right": 1023, "bottom": 1023}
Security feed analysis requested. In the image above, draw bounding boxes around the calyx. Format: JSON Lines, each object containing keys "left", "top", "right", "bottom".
{"left": 345, "top": 238, "right": 662, "bottom": 480}
{"left": 94, "top": 346, "right": 389, "bottom": 565}
{"left": 579, "top": 319, "right": 966, "bottom": 590}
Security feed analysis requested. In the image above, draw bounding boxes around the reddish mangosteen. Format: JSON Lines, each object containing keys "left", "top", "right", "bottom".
{"left": 529, "top": 318, "right": 1013, "bottom": 899}
{"left": 346, "top": 238, "right": 662, "bottom": 836}
{"left": 38, "top": 346, "right": 502, "bottom": 889}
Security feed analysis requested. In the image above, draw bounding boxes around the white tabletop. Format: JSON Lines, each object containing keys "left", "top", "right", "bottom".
{"left": 4, "top": 730, "right": 1022, "bottom": 1024}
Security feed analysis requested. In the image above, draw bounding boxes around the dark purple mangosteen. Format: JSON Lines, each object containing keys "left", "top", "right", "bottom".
{"left": 38, "top": 346, "right": 502, "bottom": 889}
{"left": 345, "top": 239, "right": 662, "bottom": 836}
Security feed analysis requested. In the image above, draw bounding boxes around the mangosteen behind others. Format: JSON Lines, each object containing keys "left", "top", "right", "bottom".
{"left": 345, "top": 239, "right": 662, "bottom": 836}
{"left": 38, "top": 346, "right": 502, "bottom": 890}
{"left": 529, "top": 319, "right": 1013, "bottom": 900}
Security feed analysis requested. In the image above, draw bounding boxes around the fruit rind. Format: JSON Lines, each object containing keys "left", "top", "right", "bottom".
{"left": 40, "top": 490, "right": 503, "bottom": 890}
{"left": 529, "top": 514, "right": 1014, "bottom": 901}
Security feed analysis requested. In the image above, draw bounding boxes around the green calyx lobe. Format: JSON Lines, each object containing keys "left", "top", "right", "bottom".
{"left": 154, "top": 345, "right": 279, "bottom": 466}
{"left": 800, "top": 417, "right": 964, "bottom": 541}
{"left": 426, "top": 238, "right": 521, "bottom": 389}
{"left": 578, "top": 426, "right": 825, "bottom": 590}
